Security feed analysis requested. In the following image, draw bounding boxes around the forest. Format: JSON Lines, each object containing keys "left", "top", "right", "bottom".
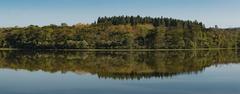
{"left": 0, "top": 16, "right": 240, "bottom": 49}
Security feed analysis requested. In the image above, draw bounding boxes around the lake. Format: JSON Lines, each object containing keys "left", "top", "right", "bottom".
{"left": 0, "top": 50, "right": 239, "bottom": 94}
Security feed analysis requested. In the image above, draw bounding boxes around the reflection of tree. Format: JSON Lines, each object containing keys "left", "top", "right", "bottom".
{"left": 0, "top": 50, "right": 239, "bottom": 80}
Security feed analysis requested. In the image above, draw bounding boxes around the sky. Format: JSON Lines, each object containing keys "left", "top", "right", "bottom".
{"left": 0, "top": 0, "right": 239, "bottom": 28}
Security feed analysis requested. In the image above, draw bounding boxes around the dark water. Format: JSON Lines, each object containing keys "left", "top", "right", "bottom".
{"left": 0, "top": 50, "right": 240, "bottom": 94}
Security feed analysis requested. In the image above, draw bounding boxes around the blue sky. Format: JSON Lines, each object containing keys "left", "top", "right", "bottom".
{"left": 0, "top": 0, "right": 239, "bottom": 28}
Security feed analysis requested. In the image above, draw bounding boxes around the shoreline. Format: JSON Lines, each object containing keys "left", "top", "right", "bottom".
{"left": 0, "top": 48, "right": 237, "bottom": 51}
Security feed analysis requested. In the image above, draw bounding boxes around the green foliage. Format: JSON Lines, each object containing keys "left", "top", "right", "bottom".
{"left": 0, "top": 16, "right": 239, "bottom": 49}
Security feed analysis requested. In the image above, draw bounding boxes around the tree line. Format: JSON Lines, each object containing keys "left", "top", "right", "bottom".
{"left": 0, "top": 16, "right": 240, "bottom": 49}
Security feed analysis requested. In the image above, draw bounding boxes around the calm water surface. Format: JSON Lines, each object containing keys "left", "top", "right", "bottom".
{"left": 0, "top": 50, "right": 239, "bottom": 94}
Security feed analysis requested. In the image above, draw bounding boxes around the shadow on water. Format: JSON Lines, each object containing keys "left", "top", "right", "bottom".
{"left": 0, "top": 50, "right": 239, "bottom": 80}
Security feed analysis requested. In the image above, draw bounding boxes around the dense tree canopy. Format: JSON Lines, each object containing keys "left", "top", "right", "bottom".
{"left": 0, "top": 16, "right": 239, "bottom": 49}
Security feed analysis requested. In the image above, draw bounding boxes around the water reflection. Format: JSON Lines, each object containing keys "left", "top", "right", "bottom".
{"left": 0, "top": 50, "right": 239, "bottom": 80}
